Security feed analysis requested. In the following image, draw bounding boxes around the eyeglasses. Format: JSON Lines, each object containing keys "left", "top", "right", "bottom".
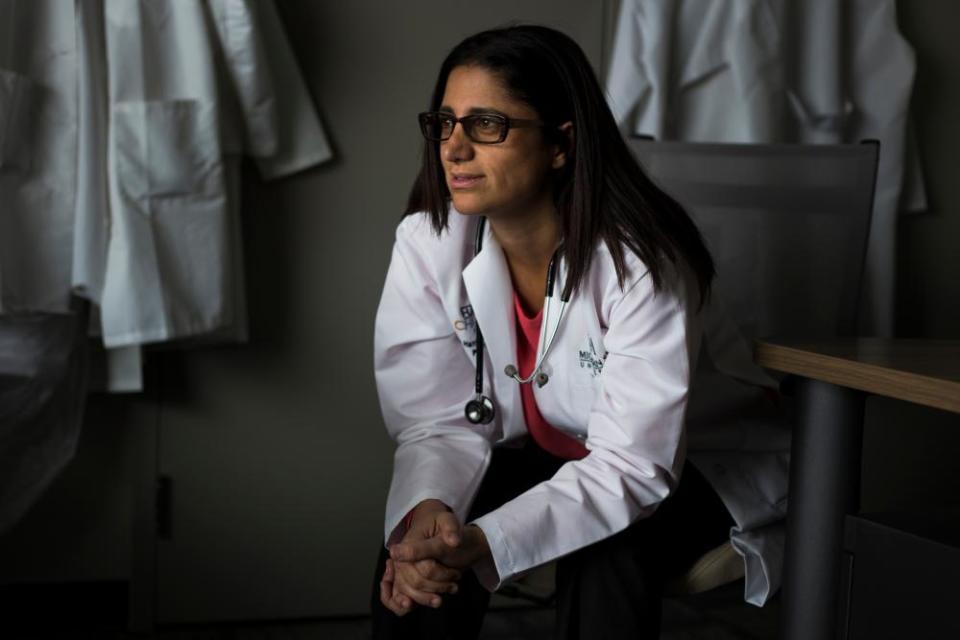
{"left": 418, "top": 111, "right": 546, "bottom": 144}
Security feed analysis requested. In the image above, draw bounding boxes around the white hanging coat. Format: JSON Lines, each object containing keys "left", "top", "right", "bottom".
{"left": 605, "top": 0, "right": 925, "bottom": 337}
{"left": 375, "top": 211, "right": 788, "bottom": 606}
{"left": 0, "top": 0, "right": 332, "bottom": 350}
{"left": 94, "top": 0, "right": 332, "bottom": 348}
{"left": 0, "top": 0, "right": 78, "bottom": 315}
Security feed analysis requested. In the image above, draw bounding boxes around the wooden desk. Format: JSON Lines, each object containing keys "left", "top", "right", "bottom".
{"left": 754, "top": 339, "right": 960, "bottom": 640}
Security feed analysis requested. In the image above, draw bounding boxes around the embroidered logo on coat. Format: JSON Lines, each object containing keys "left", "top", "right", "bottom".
{"left": 579, "top": 337, "right": 606, "bottom": 377}
{"left": 456, "top": 304, "right": 478, "bottom": 355}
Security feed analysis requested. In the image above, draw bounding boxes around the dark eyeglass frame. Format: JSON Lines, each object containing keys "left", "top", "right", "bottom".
{"left": 418, "top": 111, "right": 546, "bottom": 144}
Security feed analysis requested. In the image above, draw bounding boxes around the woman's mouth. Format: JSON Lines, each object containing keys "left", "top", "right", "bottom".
{"left": 450, "top": 174, "right": 484, "bottom": 189}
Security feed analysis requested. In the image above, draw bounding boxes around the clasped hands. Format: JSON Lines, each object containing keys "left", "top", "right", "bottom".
{"left": 380, "top": 499, "right": 491, "bottom": 616}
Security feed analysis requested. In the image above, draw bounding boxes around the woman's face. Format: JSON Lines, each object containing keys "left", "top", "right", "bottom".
{"left": 438, "top": 65, "right": 566, "bottom": 220}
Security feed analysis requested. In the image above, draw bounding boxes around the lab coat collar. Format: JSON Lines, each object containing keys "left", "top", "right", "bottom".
{"left": 461, "top": 221, "right": 572, "bottom": 377}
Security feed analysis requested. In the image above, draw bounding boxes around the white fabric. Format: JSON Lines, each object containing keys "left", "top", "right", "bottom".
{"left": 96, "top": 0, "right": 332, "bottom": 349}
{"left": 605, "top": 0, "right": 925, "bottom": 337}
{"left": 0, "top": 0, "right": 78, "bottom": 316}
{"left": 105, "top": 345, "right": 142, "bottom": 393}
{"left": 375, "top": 211, "right": 786, "bottom": 606}
{"left": 0, "top": 1, "right": 332, "bottom": 387}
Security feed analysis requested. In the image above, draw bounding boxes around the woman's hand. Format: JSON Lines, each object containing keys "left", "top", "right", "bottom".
{"left": 390, "top": 523, "right": 492, "bottom": 571}
{"left": 406, "top": 499, "right": 464, "bottom": 549}
{"left": 380, "top": 557, "right": 460, "bottom": 616}
{"left": 389, "top": 556, "right": 461, "bottom": 612}
{"left": 379, "top": 499, "right": 465, "bottom": 616}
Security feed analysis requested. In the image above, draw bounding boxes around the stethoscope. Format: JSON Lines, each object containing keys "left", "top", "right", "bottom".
{"left": 464, "top": 217, "right": 571, "bottom": 425}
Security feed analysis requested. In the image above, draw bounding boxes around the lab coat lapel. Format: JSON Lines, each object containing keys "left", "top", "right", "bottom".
{"left": 461, "top": 226, "right": 516, "bottom": 381}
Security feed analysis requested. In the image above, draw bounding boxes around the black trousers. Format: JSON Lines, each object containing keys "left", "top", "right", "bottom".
{"left": 370, "top": 440, "right": 734, "bottom": 639}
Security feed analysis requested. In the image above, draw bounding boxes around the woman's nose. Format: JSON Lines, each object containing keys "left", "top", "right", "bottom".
{"left": 442, "top": 124, "right": 474, "bottom": 162}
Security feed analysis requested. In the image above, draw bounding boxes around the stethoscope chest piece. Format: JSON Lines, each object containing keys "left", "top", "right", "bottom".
{"left": 465, "top": 395, "right": 495, "bottom": 425}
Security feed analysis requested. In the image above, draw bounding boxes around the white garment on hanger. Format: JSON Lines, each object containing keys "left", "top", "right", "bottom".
{"left": 605, "top": 0, "right": 925, "bottom": 337}
{"left": 0, "top": 0, "right": 78, "bottom": 316}
{"left": 1, "top": 0, "right": 333, "bottom": 391}
{"left": 1, "top": 1, "right": 332, "bottom": 337}
{"left": 95, "top": 0, "right": 332, "bottom": 349}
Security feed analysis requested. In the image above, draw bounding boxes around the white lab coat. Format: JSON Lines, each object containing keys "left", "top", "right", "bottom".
{"left": 0, "top": 0, "right": 332, "bottom": 353}
{"left": 375, "top": 211, "right": 788, "bottom": 605}
{"left": 605, "top": 0, "right": 925, "bottom": 337}
{"left": 0, "top": 0, "right": 78, "bottom": 315}
{"left": 0, "top": 2, "right": 333, "bottom": 528}
{"left": 94, "top": 0, "right": 332, "bottom": 348}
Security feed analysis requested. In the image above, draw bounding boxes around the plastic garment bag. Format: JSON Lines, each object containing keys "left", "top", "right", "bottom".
{"left": 0, "top": 308, "right": 89, "bottom": 533}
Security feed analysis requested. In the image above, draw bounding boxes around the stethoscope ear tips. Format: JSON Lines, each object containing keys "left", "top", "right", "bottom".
{"left": 504, "top": 364, "right": 550, "bottom": 388}
{"left": 465, "top": 395, "right": 495, "bottom": 425}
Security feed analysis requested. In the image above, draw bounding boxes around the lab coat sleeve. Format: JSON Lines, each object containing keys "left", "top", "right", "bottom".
{"left": 605, "top": 0, "right": 659, "bottom": 133}
{"left": 207, "top": 0, "right": 332, "bottom": 178}
{"left": 374, "top": 219, "right": 494, "bottom": 547}
{"left": 471, "top": 264, "right": 699, "bottom": 590}
{"left": 205, "top": 0, "right": 278, "bottom": 157}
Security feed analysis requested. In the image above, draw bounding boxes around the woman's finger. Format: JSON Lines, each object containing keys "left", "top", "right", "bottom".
{"left": 380, "top": 560, "right": 407, "bottom": 615}
{"left": 386, "top": 560, "right": 416, "bottom": 616}
{"left": 384, "top": 558, "right": 395, "bottom": 581}
{"left": 435, "top": 511, "right": 462, "bottom": 547}
{"left": 381, "top": 585, "right": 405, "bottom": 615}
{"left": 399, "top": 561, "right": 458, "bottom": 595}
{"left": 391, "top": 536, "right": 449, "bottom": 564}
{"left": 394, "top": 563, "right": 445, "bottom": 608}
{"left": 415, "top": 558, "right": 461, "bottom": 585}
{"left": 393, "top": 593, "right": 413, "bottom": 614}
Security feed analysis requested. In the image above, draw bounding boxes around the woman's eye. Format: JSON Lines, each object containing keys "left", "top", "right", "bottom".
{"left": 477, "top": 117, "right": 497, "bottom": 130}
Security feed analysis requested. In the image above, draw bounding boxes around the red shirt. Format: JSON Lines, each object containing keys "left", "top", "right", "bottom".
{"left": 513, "top": 292, "right": 589, "bottom": 460}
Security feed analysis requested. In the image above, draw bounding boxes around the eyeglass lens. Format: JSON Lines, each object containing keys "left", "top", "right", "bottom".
{"left": 420, "top": 113, "right": 507, "bottom": 143}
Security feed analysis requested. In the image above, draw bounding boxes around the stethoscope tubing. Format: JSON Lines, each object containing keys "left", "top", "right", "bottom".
{"left": 466, "top": 217, "right": 568, "bottom": 424}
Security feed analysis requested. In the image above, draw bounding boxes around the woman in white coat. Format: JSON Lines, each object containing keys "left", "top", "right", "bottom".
{"left": 372, "top": 26, "right": 735, "bottom": 639}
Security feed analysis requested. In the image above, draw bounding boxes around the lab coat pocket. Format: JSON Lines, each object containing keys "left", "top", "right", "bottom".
{"left": 113, "top": 99, "right": 224, "bottom": 210}
{"left": 0, "top": 70, "right": 38, "bottom": 172}
{"left": 546, "top": 352, "right": 596, "bottom": 433}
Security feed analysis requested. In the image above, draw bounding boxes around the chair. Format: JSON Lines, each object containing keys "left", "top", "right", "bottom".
{"left": 501, "top": 139, "right": 879, "bottom": 606}
{"left": 628, "top": 138, "right": 879, "bottom": 339}
{"left": 629, "top": 137, "right": 879, "bottom": 600}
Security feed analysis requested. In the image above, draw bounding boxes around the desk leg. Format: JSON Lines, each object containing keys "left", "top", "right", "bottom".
{"left": 780, "top": 379, "right": 864, "bottom": 640}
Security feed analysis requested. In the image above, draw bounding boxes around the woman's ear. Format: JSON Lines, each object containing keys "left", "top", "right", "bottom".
{"left": 552, "top": 121, "right": 574, "bottom": 169}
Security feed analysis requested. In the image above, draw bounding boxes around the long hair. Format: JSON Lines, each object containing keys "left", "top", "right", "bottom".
{"left": 405, "top": 25, "right": 714, "bottom": 305}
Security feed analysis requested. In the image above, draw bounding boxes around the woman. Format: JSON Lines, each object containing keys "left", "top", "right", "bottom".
{"left": 371, "top": 25, "right": 770, "bottom": 639}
